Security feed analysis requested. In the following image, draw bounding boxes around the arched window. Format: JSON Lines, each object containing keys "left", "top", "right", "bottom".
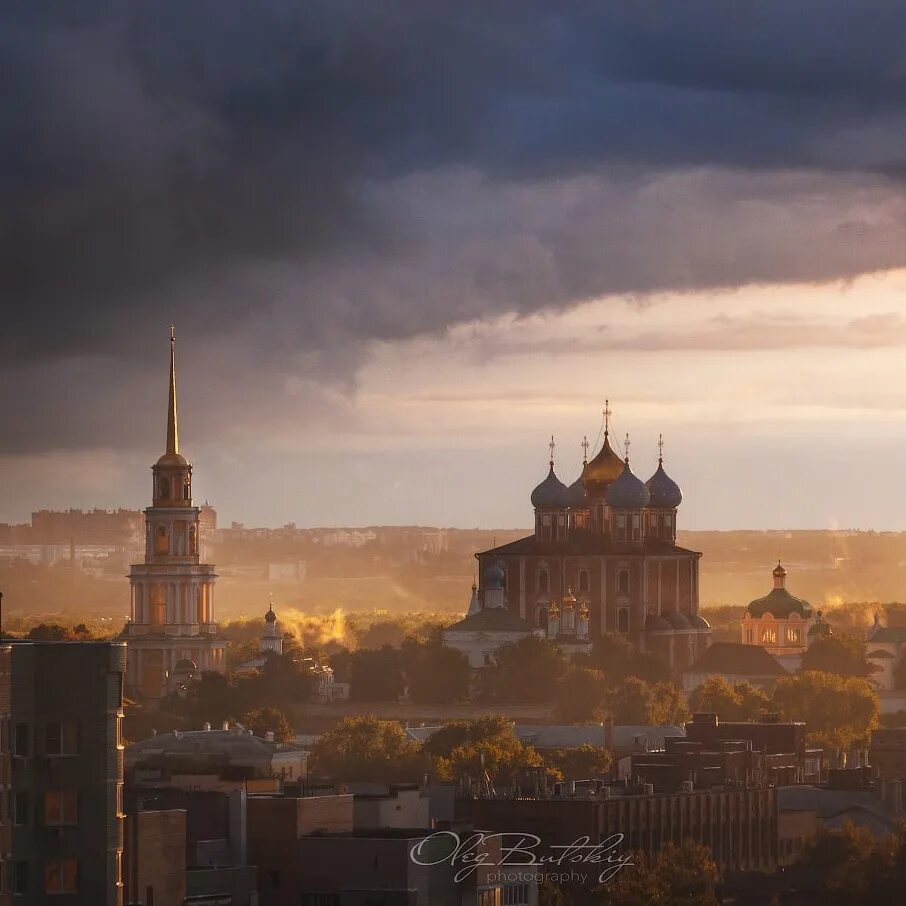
{"left": 578, "top": 569, "right": 590, "bottom": 594}
{"left": 786, "top": 627, "right": 800, "bottom": 644}
{"left": 761, "top": 627, "right": 777, "bottom": 645}
{"left": 617, "top": 569, "right": 630, "bottom": 595}
{"left": 535, "top": 604, "right": 549, "bottom": 628}
{"left": 158, "top": 477, "right": 170, "bottom": 500}
{"left": 537, "top": 569, "right": 549, "bottom": 594}
{"left": 617, "top": 607, "right": 630, "bottom": 633}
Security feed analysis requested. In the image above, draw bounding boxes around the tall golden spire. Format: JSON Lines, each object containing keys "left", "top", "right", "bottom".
{"left": 166, "top": 326, "right": 179, "bottom": 455}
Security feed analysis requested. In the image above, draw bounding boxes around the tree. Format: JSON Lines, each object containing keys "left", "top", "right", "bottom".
{"left": 491, "top": 636, "right": 566, "bottom": 702}
{"left": 349, "top": 646, "right": 405, "bottom": 702}
{"left": 554, "top": 667, "right": 610, "bottom": 723}
{"left": 546, "top": 744, "right": 612, "bottom": 780}
{"left": 578, "top": 633, "right": 672, "bottom": 685}
{"left": 308, "top": 716, "right": 428, "bottom": 783}
{"left": 539, "top": 879, "right": 573, "bottom": 906}
{"left": 422, "top": 717, "right": 515, "bottom": 758}
{"left": 26, "top": 623, "right": 72, "bottom": 640}
{"left": 606, "top": 678, "right": 689, "bottom": 726}
{"left": 801, "top": 633, "right": 876, "bottom": 678}
{"left": 798, "top": 823, "right": 906, "bottom": 904}
{"left": 425, "top": 717, "right": 543, "bottom": 786}
{"left": 406, "top": 642, "right": 470, "bottom": 704}
{"left": 772, "top": 671, "right": 880, "bottom": 750}
{"left": 241, "top": 706, "right": 294, "bottom": 742}
{"left": 599, "top": 840, "right": 718, "bottom": 905}
{"left": 688, "top": 677, "right": 771, "bottom": 722}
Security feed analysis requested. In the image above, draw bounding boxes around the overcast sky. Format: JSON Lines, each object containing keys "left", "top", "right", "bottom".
{"left": 5, "top": 2, "right": 906, "bottom": 530}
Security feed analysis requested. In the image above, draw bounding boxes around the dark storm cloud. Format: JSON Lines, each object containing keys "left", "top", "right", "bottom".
{"left": 6, "top": 1, "right": 906, "bottom": 452}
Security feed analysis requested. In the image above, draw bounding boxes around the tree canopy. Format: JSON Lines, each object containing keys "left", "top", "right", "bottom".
{"left": 489, "top": 635, "right": 566, "bottom": 702}
{"left": 240, "top": 706, "right": 294, "bottom": 743}
{"left": 688, "top": 676, "right": 771, "bottom": 722}
{"left": 308, "top": 716, "right": 428, "bottom": 783}
{"left": 772, "top": 671, "right": 879, "bottom": 750}
{"left": 801, "top": 633, "right": 876, "bottom": 678}
{"left": 606, "top": 677, "right": 689, "bottom": 726}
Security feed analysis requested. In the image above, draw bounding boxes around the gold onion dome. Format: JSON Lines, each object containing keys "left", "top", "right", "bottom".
{"left": 562, "top": 588, "right": 577, "bottom": 609}
{"left": 547, "top": 598, "right": 560, "bottom": 616}
{"left": 582, "top": 433, "right": 625, "bottom": 491}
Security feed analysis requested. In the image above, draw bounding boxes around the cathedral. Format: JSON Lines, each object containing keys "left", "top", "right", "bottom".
{"left": 472, "top": 405, "right": 711, "bottom": 670}
{"left": 121, "top": 331, "right": 228, "bottom": 699}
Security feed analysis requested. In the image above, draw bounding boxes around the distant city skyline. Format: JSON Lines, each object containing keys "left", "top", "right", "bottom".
{"left": 6, "top": 271, "right": 906, "bottom": 532}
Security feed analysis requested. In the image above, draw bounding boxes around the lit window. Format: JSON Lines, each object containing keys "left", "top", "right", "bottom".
{"left": 761, "top": 628, "right": 776, "bottom": 645}
{"left": 45, "top": 859, "right": 78, "bottom": 894}
{"left": 787, "top": 628, "right": 800, "bottom": 644}
{"left": 45, "top": 791, "right": 79, "bottom": 826}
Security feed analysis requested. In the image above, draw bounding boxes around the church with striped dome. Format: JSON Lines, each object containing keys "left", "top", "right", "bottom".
{"left": 472, "top": 403, "right": 711, "bottom": 671}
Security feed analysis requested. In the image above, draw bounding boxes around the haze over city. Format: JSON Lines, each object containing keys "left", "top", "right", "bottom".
{"left": 7, "top": 3, "right": 906, "bottom": 530}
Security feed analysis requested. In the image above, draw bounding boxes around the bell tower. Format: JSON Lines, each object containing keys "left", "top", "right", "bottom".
{"left": 123, "top": 329, "right": 226, "bottom": 700}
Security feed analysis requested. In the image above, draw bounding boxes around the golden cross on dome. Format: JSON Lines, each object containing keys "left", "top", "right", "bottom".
{"left": 549, "top": 435, "right": 556, "bottom": 466}
{"left": 581, "top": 435, "right": 589, "bottom": 465}
{"left": 603, "top": 399, "right": 611, "bottom": 437}
{"left": 624, "top": 432, "right": 631, "bottom": 462}
{"left": 658, "top": 433, "right": 664, "bottom": 464}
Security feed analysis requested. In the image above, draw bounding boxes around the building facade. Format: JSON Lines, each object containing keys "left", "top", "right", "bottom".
{"left": 0, "top": 645, "right": 10, "bottom": 906}
{"left": 9, "top": 641, "right": 126, "bottom": 904}
{"left": 122, "top": 331, "right": 227, "bottom": 699}
{"left": 472, "top": 415, "right": 710, "bottom": 670}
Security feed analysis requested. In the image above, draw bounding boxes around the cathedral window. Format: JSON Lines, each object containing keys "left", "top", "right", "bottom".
{"left": 617, "top": 569, "right": 630, "bottom": 595}
{"left": 535, "top": 604, "right": 548, "bottom": 627}
{"left": 158, "top": 477, "right": 170, "bottom": 500}
{"left": 786, "top": 627, "right": 800, "bottom": 644}
{"left": 617, "top": 607, "right": 630, "bottom": 633}
{"left": 537, "top": 569, "right": 549, "bottom": 594}
{"left": 761, "top": 628, "right": 777, "bottom": 645}
{"left": 578, "top": 569, "right": 590, "bottom": 594}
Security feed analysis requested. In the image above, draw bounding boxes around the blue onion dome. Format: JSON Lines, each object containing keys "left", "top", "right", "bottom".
{"left": 646, "top": 460, "right": 683, "bottom": 509}
{"left": 566, "top": 475, "right": 587, "bottom": 509}
{"left": 174, "top": 658, "right": 197, "bottom": 673}
{"left": 606, "top": 459, "right": 651, "bottom": 509}
{"left": 485, "top": 563, "right": 506, "bottom": 589}
{"left": 531, "top": 463, "right": 569, "bottom": 508}
{"left": 691, "top": 614, "right": 711, "bottom": 630}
